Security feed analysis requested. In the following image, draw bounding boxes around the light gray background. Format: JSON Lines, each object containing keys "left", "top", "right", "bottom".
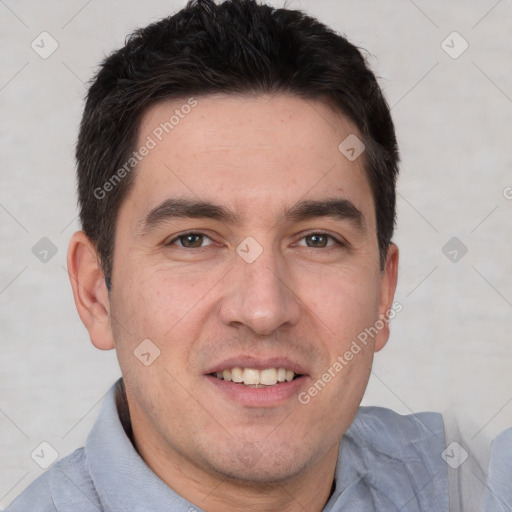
{"left": 1, "top": 0, "right": 511, "bottom": 507}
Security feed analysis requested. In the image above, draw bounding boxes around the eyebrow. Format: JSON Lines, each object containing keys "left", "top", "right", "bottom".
{"left": 137, "top": 197, "right": 365, "bottom": 235}
{"left": 285, "top": 198, "right": 365, "bottom": 231}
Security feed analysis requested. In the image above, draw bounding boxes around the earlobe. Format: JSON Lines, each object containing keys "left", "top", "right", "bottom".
{"left": 67, "top": 231, "right": 115, "bottom": 350}
{"left": 374, "top": 243, "right": 399, "bottom": 352}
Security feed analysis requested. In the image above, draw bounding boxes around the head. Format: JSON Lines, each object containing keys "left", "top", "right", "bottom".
{"left": 68, "top": 0, "right": 399, "bottom": 500}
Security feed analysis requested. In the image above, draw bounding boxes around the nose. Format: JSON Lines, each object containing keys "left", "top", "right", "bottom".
{"left": 219, "top": 244, "right": 301, "bottom": 336}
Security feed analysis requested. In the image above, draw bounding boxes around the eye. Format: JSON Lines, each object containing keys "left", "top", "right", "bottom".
{"left": 296, "top": 233, "right": 343, "bottom": 249}
{"left": 166, "top": 232, "right": 214, "bottom": 248}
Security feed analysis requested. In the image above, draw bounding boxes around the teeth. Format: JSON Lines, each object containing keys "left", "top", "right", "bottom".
{"left": 243, "top": 368, "right": 260, "bottom": 385}
{"left": 213, "top": 367, "right": 297, "bottom": 386}
{"left": 231, "top": 367, "right": 243, "bottom": 383}
{"left": 260, "top": 368, "right": 277, "bottom": 386}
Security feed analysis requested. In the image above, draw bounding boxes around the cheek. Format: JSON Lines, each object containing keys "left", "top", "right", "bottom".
{"left": 305, "top": 265, "right": 381, "bottom": 337}
{"left": 111, "top": 264, "right": 222, "bottom": 373}
{"left": 116, "top": 265, "right": 205, "bottom": 332}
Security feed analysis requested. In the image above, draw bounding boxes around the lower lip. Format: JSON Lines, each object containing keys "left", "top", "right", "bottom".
{"left": 205, "top": 375, "right": 308, "bottom": 407}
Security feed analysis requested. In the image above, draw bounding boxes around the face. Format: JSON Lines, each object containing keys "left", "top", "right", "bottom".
{"left": 106, "top": 93, "right": 397, "bottom": 486}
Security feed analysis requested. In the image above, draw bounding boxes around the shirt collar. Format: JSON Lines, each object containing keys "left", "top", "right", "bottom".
{"left": 85, "top": 378, "right": 199, "bottom": 512}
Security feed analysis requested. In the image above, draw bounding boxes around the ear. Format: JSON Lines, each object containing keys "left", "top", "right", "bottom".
{"left": 67, "top": 231, "right": 115, "bottom": 350}
{"left": 374, "top": 243, "right": 399, "bottom": 352}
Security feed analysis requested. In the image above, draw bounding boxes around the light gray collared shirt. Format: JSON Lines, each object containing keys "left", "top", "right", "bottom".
{"left": 484, "top": 427, "right": 512, "bottom": 511}
{"left": 7, "top": 378, "right": 454, "bottom": 511}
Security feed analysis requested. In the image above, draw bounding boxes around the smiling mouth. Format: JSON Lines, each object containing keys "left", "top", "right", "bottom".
{"left": 210, "top": 367, "right": 302, "bottom": 387}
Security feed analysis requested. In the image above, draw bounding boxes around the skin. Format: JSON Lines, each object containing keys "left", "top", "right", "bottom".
{"left": 68, "top": 93, "right": 398, "bottom": 512}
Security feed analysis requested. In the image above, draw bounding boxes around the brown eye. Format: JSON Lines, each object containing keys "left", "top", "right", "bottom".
{"left": 298, "top": 233, "right": 341, "bottom": 248}
{"left": 305, "top": 234, "right": 329, "bottom": 248}
{"left": 167, "top": 232, "right": 213, "bottom": 248}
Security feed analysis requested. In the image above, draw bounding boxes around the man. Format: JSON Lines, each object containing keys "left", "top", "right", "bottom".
{"left": 6, "top": 0, "right": 460, "bottom": 510}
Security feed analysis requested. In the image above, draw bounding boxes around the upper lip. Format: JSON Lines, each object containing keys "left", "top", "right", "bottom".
{"left": 205, "top": 356, "right": 309, "bottom": 376}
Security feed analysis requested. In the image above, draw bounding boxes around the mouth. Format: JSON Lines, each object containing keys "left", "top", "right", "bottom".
{"left": 205, "top": 358, "right": 309, "bottom": 406}
{"left": 209, "top": 367, "right": 302, "bottom": 387}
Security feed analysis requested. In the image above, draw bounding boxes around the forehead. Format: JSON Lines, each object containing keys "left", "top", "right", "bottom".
{"left": 123, "top": 93, "right": 374, "bottom": 228}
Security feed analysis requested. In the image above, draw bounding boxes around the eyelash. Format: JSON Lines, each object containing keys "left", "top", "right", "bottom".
{"left": 165, "top": 231, "right": 346, "bottom": 249}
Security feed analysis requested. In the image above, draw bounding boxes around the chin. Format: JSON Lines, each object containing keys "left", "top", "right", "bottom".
{"left": 217, "top": 461, "right": 304, "bottom": 487}
{"left": 201, "top": 441, "right": 315, "bottom": 486}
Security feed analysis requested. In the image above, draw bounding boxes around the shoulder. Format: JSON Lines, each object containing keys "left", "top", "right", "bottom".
{"left": 336, "top": 406, "right": 449, "bottom": 510}
{"left": 485, "top": 426, "right": 512, "bottom": 511}
{"left": 346, "top": 405, "right": 446, "bottom": 461}
{"left": 5, "top": 448, "right": 101, "bottom": 512}
{"left": 351, "top": 405, "right": 445, "bottom": 439}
